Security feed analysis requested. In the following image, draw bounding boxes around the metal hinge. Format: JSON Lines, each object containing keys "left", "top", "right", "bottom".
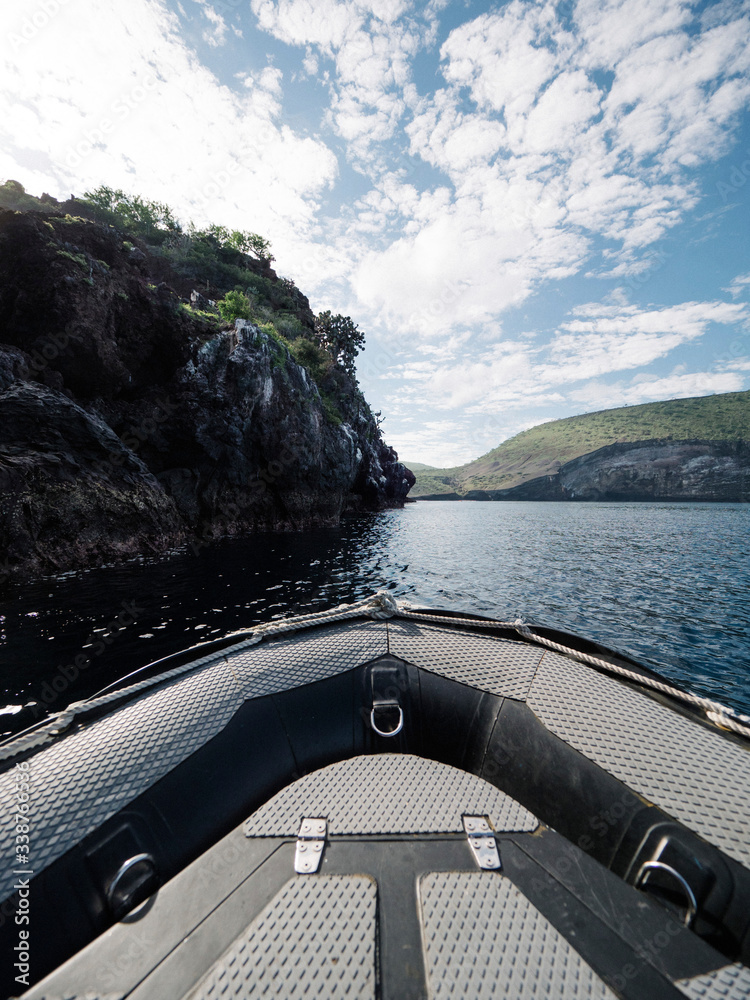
{"left": 294, "top": 817, "right": 327, "bottom": 874}
{"left": 464, "top": 816, "right": 501, "bottom": 870}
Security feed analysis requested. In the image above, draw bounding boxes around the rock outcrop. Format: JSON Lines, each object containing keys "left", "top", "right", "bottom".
{"left": 417, "top": 440, "right": 749, "bottom": 502}
{"left": 0, "top": 208, "right": 414, "bottom": 584}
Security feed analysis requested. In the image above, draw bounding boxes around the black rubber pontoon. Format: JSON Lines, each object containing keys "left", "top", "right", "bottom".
{"left": 1, "top": 596, "right": 749, "bottom": 999}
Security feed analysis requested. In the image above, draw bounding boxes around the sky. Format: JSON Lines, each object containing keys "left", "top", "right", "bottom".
{"left": 2, "top": 0, "right": 750, "bottom": 467}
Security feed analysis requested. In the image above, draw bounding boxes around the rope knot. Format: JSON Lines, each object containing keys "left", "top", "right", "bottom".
{"left": 513, "top": 618, "right": 533, "bottom": 638}
{"left": 364, "top": 592, "right": 400, "bottom": 619}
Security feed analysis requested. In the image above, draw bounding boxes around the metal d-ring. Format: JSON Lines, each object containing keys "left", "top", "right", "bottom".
{"left": 370, "top": 704, "right": 404, "bottom": 737}
{"left": 106, "top": 853, "right": 156, "bottom": 914}
{"left": 635, "top": 860, "right": 698, "bottom": 927}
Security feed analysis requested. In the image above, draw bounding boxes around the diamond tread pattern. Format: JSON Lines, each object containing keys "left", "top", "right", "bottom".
{"left": 387, "top": 620, "right": 543, "bottom": 699}
{"left": 527, "top": 652, "right": 750, "bottom": 868}
{"left": 0, "top": 623, "right": 388, "bottom": 901}
{"left": 185, "top": 875, "right": 376, "bottom": 999}
{"left": 244, "top": 754, "right": 538, "bottom": 836}
{"left": 0, "top": 661, "right": 241, "bottom": 902}
{"left": 419, "top": 872, "right": 617, "bottom": 999}
{"left": 675, "top": 963, "right": 750, "bottom": 999}
{"left": 228, "top": 622, "right": 388, "bottom": 699}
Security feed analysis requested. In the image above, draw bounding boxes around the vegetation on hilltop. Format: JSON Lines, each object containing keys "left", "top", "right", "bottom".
{"left": 0, "top": 178, "right": 369, "bottom": 423}
{"left": 410, "top": 391, "right": 750, "bottom": 495}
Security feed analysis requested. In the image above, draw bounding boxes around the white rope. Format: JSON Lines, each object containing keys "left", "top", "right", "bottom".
{"left": 393, "top": 606, "right": 750, "bottom": 740}
{"left": 0, "top": 592, "right": 400, "bottom": 763}
{"left": 2, "top": 592, "right": 748, "bottom": 762}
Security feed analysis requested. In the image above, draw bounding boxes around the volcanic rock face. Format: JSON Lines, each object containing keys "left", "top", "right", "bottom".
{"left": 0, "top": 382, "right": 185, "bottom": 579}
{"left": 0, "top": 209, "right": 414, "bottom": 584}
{"left": 557, "top": 440, "right": 749, "bottom": 501}
{"left": 452, "top": 440, "right": 750, "bottom": 502}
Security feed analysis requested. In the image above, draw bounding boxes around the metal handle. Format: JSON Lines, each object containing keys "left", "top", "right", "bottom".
{"left": 370, "top": 705, "right": 404, "bottom": 737}
{"left": 106, "top": 853, "right": 156, "bottom": 914}
{"left": 635, "top": 860, "right": 697, "bottom": 927}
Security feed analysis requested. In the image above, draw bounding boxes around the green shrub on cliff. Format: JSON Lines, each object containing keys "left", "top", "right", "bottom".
{"left": 0, "top": 179, "right": 47, "bottom": 212}
{"left": 217, "top": 290, "right": 252, "bottom": 323}
{"left": 314, "top": 312, "right": 365, "bottom": 378}
{"left": 289, "top": 338, "right": 332, "bottom": 383}
{"left": 81, "top": 186, "right": 180, "bottom": 242}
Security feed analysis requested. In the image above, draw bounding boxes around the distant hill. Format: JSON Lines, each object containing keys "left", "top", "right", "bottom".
{"left": 401, "top": 462, "right": 440, "bottom": 473}
{"left": 408, "top": 390, "right": 750, "bottom": 497}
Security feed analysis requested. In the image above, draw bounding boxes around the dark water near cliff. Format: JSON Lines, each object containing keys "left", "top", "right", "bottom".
{"left": 1, "top": 501, "right": 749, "bottom": 732}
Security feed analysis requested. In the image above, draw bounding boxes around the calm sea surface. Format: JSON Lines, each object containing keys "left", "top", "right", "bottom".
{"left": 1, "top": 501, "right": 749, "bottom": 732}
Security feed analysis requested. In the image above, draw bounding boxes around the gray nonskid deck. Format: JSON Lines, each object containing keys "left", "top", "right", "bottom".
{"left": 0, "top": 621, "right": 388, "bottom": 900}
{"left": 17, "top": 746, "right": 749, "bottom": 1000}
{"left": 243, "top": 754, "right": 539, "bottom": 837}
{"left": 527, "top": 651, "right": 750, "bottom": 868}
{"left": 0, "top": 658, "right": 243, "bottom": 902}
{"left": 2, "top": 608, "right": 749, "bottom": 937}
{"left": 418, "top": 872, "right": 618, "bottom": 999}
{"left": 185, "top": 875, "right": 377, "bottom": 1000}
{"left": 676, "top": 962, "right": 750, "bottom": 999}
{"left": 387, "top": 619, "right": 544, "bottom": 699}
{"left": 228, "top": 620, "right": 388, "bottom": 699}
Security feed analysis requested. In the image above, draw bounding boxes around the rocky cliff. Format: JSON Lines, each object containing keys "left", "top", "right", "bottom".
{"left": 0, "top": 208, "right": 414, "bottom": 584}
{"left": 421, "top": 440, "right": 749, "bottom": 502}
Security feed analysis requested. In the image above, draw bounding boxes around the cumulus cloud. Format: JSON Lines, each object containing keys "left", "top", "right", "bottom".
{"left": 193, "top": 0, "right": 229, "bottom": 47}
{"left": 379, "top": 299, "right": 749, "bottom": 414}
{"left": 0, "top": 0, "right": 337, "bottom": 252}
{"left": 345, "top": 0, "right": 750, "bottom": 332}
{"left": 250, "top": 0, "right": 435, "bottom": 166}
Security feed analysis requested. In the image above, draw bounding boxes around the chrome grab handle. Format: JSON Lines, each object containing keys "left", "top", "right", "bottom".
{"left": 635, "top": 860, "right": 697, "bottom": 927}
{"left": 106, "top": 853, "right": 156, "bottom": 914}
{"left": 370, "top": 705, "right": 404, "bottom": 738}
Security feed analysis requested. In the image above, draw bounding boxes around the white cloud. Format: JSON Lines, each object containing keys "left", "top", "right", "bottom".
{"left": 194, "top": 0, "right": 229, "bottom": 47}
{"left": 440, "top": 3, "right": 565, "bottom": 118}
{"left": 604, "top": 18, "right": 750, "bottom": 169}
{"left": 569, "top": 371, "right": 746, "bottom": 409}
{"left": 345, "top": 0, "right": 750, "bottom": 328}
{"left": 302, "top": 46, "right": 319, "bottom": 76}
{"left": 575, "top": 0, "right": 692, "bottom": 69}
{"left": 374, "top": 299, "right": 749, "bottom": 416}
{"left": 250, "top": 0, "right": 432, "bottom": 166}
{"left": 725, "top": 272, "right": 750, "bottom": 297}
{"left": 0, "top": 0, "right": 337, "bottom": 256}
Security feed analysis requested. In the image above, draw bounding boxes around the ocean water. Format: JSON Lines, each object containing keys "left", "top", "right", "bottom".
{"left": 1, "top": 500, "right": 748, "bottom": 733}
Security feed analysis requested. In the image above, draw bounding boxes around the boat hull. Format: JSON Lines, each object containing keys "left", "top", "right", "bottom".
{"left": 2, "top": 608, "right": 749, "bottom": 998}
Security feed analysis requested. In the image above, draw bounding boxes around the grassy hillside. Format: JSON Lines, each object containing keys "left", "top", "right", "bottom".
{"left": 408, "top": 390, "right": 750, "bottom": 496}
